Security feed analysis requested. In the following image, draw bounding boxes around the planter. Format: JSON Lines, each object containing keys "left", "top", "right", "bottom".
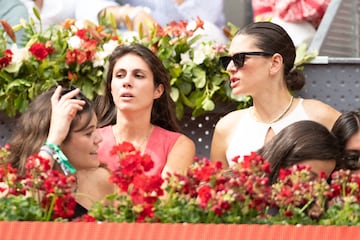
{"left": 0, "top": 222, "right": 359, "bottom": 240}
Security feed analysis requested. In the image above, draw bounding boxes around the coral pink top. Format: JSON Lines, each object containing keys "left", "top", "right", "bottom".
{"left": 97, "top": 125, "right": 181, "bottom": 175}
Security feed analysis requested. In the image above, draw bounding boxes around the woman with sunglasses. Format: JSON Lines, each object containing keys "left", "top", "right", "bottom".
{"left": 210, "top": 21, "right": 340, "bottom": 168}
{"left": 331, "top": 110, "right": 360, "bottom": 173}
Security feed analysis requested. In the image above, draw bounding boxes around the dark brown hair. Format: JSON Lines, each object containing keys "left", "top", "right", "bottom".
{"left": 236, "top": 21, "right": 305, "bottom": 91}
{"left": 257, "top": 120, "right": 341, "bottom": 184}
{"left": 94, "top": 43, "right": 180, "bottom": 132}
{"left": 331, "top": 110, "right": 360, "bottom": 170}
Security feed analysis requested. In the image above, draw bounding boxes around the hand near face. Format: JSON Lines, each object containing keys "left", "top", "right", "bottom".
{"left": 47, "top": 86, "right": 85, "bottom": 145}
{"left": 132, "top": 10, "right": 158, "bottom": 35}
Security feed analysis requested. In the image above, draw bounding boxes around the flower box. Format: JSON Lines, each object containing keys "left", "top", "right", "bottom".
{"left": 0, "top": 222, "right": 359, "bottom": 240}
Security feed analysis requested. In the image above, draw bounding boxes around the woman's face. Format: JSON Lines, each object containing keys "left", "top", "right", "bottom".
{"left": 110, "top": 53, "right": 163, "bottom": 113}
{"left": 344, "top": 131, "right": 360, "bottom": 172}
{"left": 300, "top": 159, "right": 336, "bottom": 179}
{"left": 61, "top": 112, "right": 102, "bottom": 170}
{"left": 226, "top": 34, "right": 273, "bottom": 97}
{"left": 345, "top": 131, "right": 360, "bottom": 151}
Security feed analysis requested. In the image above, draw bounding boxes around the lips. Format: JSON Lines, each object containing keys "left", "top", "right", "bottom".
{"left": 120, "top": 92, "right": 134, "bottom": 98}
{"left": 230, "top": 77, "right": 239, "bottom": 88}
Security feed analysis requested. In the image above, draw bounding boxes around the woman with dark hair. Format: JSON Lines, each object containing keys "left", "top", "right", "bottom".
{"left": 7, "top": 86, "right": 115, "bottom": 218}
{"left": 210, "top": 21, "right": 340, "bottom": 168}
{"left": 257, "top": 120, "right": 341, "bottom": 184}
{"left": 331, "top": 110, "right": 360, "bottom": 172}
{"left": 95, "top": 43, "right": 195, "bottom": 176}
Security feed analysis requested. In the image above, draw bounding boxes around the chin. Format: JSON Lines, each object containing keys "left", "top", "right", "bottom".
{"left": 232, "top": 89, "right": 248, "bottom": 98}
{"left": 89, "top": 156, "right": 100, "bottom": 167}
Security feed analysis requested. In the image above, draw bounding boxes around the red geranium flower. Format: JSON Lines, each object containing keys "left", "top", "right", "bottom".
{"left": 29, "top": 42, "right": 54, "bottom": 61}
{"left": 0, "top": 49, "right": 13, "bottom": 69}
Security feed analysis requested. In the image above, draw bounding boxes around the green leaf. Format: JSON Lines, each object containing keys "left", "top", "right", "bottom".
{"left": 192, "top": 67, "right": 206, "bottom": 88}
{"left": 201, "top": 97, "right": 215, "bottom": 111}
{"left": 170, "top": 86, "right": 180, "bottom": 102}
{"left": 32, "top": 7, "right": 42, "bottom": 22}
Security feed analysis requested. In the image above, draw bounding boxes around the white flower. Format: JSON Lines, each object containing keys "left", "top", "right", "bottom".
{"left": 186, "top": 20, "right": 197, "bottom": 32}
{"left": 201, "top": 43, "right": 216, "bottom": 59}
{"left": 11, "top": 44, "right": 30, "bottom": 62}
{"left": 4, "top": 44, "right": 31, "bottom": 73}
{"left": 93, "top": 51, "right": 107, "bottom": 67}
{"left": 120, "top": 30, "right": 140, "bottom": 43}
{"left": 93, "top": 40, "right": 119, "bottom": 67}
{"left": 103, "top": 40, "right": 119, "bottom": 55}
{"left": 180, "top": 51, "right": 192, "bottom": 65}
{"left": 193, "top": 43, "right": 216, "bottom": 64}
{"left": 67, "top": 36, "right": 82, "bottom": 49}
{"left": 74, "top": 21, "right": 85, "bottom": 30}
{"left": 193, "top": 47, "right": 206, "bottom": 64}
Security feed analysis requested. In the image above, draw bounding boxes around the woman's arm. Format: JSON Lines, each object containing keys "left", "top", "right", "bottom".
{"left": 175, "top": 0, "right": 225, "bottom": 27}
{"left": 162, "top": 134, "right": 195, "bottom": 177}
{"left": 210, "top": 120, "right": 230, "bottom": 169}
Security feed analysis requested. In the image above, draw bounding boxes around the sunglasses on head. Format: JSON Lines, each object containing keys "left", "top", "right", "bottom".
{"left": 219, "top": 52, "right": 273, "bottom": 69}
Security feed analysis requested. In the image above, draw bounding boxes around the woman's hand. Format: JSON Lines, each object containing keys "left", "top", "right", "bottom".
{"left": 46, "top": 86, "right": 85, "bottom": 145}
{"left": 132, "top": 9, "right": 157, "bottom": 34}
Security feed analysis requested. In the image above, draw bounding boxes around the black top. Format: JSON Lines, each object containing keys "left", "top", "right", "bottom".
{"left": 71, "top": 202, "right": 88, "bottom": 220}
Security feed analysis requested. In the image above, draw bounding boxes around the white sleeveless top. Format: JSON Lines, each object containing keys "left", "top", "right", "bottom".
{"left": 225, "top": 98, "right": 310, "bottom": 167}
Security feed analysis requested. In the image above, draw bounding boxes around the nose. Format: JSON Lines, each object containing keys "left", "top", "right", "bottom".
{"left": 94, "top": 131, "right": 103, "bottom": 144}
{"left": 122, "top": 75, "right": 133, "bottom": 88}
{"left": 227, "top": 60, "right": 237, "bottom": 73}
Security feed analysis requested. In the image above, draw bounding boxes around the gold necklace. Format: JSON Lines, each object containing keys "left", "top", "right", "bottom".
{"left": 253, "top": 96, "right": 294, "bottom": 124}
{"left": 112, "top": 125, "right": 153, "bottom": 152}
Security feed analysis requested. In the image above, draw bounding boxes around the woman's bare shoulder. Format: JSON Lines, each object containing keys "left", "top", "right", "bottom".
{"left": 215, "top": 109, "right": 248, "bottom": 129}
{"left": 302, "top": 98, "right": 341, "bottom": 128}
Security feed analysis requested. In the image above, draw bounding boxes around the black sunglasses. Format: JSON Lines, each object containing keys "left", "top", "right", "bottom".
{"left": 343, "top": 150, "right": 360, "bottom": 170}
{"left": 219, "top": 52, "right": 273, "bottom": 69}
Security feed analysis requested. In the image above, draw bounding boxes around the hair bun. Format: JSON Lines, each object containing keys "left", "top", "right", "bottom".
{"left": 286, "top": 68, "right": 305, "bottom": 91}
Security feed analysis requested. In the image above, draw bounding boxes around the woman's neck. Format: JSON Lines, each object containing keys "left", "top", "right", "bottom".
{"left": 112, "top": 119, "right": 154, "bottom": 152}
{"left": 252, "top": 93, "right": 295, "bottom": 124}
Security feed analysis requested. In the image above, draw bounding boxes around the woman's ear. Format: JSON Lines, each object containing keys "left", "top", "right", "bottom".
{"left": 154, "top": 84, "right": 164, "bottom": 99}
{"left": 269, "top": 53, "right": 283, "bottom": 75}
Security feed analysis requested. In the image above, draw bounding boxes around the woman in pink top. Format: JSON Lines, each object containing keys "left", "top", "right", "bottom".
{"left": 95, "top": 44, "right": 195, "bottom": 176}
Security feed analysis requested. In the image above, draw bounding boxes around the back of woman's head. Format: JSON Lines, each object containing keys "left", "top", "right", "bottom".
{"left": 257, "top": 120, "right": 341, "bottom": 183}
{"left": 7, "top": 86, "right": 93, "bottom": 174}
{"left": 236, "top": 21, "right": 305, "bottom": 91}
{"left": 95, "top": 43, "right": 180, "bottom": 132}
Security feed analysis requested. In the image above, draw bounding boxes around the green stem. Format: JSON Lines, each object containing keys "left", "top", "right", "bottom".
{"left": 299, "top": 199, "right": 314, "bottom": 213}
{"left": 43, "top": 195, "right": 56, "bottom": 221}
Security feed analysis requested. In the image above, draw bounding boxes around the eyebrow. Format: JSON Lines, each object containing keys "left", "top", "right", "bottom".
{"left": 345, "top": 149, "right": 360, "bottom": 153}
{"left": 73, "top": 124, "right": 96, "bottom": 133}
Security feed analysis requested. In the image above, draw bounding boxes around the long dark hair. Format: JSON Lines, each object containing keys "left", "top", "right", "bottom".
{"left": 236, "top": 21, "right": 305, "bottom": 91}
{"left": 94, "top": 43, "right": 180, "bottom": 132}
{"left": 257, "top": 120, "right": 341, "bottom": 184}
{"left": 7, "top": 87, "right": 94, "bottom": 175}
